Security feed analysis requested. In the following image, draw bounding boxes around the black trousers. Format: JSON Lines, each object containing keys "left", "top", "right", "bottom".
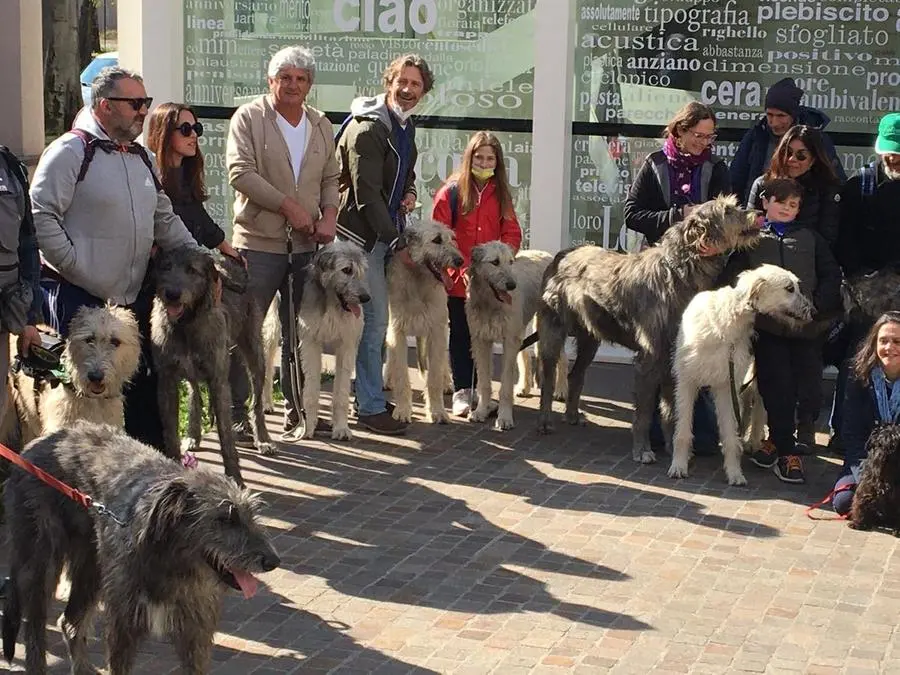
{"left": 754, "top": 330, "right": 823, "bottom": 457}
{"left": 447, "top": 296, "right": 474, "bottom": 391}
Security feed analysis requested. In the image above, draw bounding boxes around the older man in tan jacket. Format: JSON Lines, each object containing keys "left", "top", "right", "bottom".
{"left": 226, "top": 45, "right": 340, "bottom": 441}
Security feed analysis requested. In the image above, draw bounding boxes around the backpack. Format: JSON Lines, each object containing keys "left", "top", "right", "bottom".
{"left": 69, "top": 128, "right": 162, "bottom": 192}
{"left": 447, "top": 181, "right": 460, "bottom": 227}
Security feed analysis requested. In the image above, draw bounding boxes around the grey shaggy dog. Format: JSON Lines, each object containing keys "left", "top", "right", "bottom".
{"left": 536, "top": 195, "right": 761, "bottom": 463}
{"left": 842, "top": 262, "right": 900, "bottom": 328}
{"left": 150, "top": 246, "right": 275, "bottom": 489}
{"left": 2, "top": 422, "right": 280, "bottom": 675}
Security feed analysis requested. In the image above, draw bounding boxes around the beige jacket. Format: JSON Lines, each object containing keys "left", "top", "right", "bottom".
{"left": 226, "top": 95, "right": 340, "bottom": 253}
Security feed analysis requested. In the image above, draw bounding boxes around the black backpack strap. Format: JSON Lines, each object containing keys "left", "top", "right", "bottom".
{"left": 68, "top": 127, "right": 162, "bottom": 192}
{"left": 860, "top": 161, "right": 878, "bottom": 198}
{"left": 132, "top": 144, "right": 163, "bottom": 192}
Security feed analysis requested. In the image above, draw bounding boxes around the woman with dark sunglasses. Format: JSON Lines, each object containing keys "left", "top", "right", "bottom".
{"left": 146, "top": 102, "right": 243, "bottom": 262}
{"left": 746, "top": 125, "right": 843, "bottom": 248}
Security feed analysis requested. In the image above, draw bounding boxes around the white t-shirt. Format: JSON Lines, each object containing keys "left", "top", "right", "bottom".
{"left": 275, "top": 112, "right": 309, "bottom": 183}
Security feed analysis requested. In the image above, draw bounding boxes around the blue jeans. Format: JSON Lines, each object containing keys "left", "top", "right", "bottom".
{"left": 651, "top": 388, "right": 719, "bottom": 452}
{"left": 356, "top": 242, "right": 391, "bottom": 417}
{"left": 832, "top": 473, "right": 856, "bottom": 515}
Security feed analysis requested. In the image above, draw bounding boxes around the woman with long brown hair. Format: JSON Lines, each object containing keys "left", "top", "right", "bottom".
{"left": 746, "top": 124, "right": 842, "bottom": 246}
{"left": 829, "top": 311, "right": 900, "bottom": 515}
{"left": 431, "top": 131, "right": 522, "bottom": 417}
{"left": 146, "top": 102, "right": 242, "bottom": 260}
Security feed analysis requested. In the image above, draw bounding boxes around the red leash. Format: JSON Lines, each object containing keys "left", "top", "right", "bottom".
{"left": 0, "top": 442, "right": 126, "bottom": 526}
{"left": 805, "top": 483, "right": 855, "bottom": 521}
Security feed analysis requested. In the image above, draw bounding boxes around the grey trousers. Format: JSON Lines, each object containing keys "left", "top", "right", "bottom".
{"left": 229, "top": 249, "right": 313, "bottom": 423}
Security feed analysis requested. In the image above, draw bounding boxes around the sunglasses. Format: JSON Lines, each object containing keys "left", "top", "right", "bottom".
{"left": 786, "top": 148, "right": 810, "bottom": 161}
{"left": 176, "top": 121, "right": 204, "bottom": 137}
{"left": 106, "top": 96, "right": 153, "bottom": 111}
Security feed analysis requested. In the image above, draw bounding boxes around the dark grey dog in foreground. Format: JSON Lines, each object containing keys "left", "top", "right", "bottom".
{"left": 151, "top": 246, "right": 276, "bottom": 488}
{"left": 536, "top": 195, "right": 761, "bottom": 463}
{"left": 849, "top": 422, "right": 900, "bottom": 532}
{"left": 2, "top": 422, "right": 280, "bottom": 675}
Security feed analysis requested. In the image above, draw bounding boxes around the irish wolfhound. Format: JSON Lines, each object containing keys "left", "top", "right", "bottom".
{"left": 12, "top": 305, "right": 141, "bottom": 442}
{"left": 465, "top": 241, "right": 568, "bottom": 430}
{"left": 385, "top": 219, "right": 464, "bottom": 424}
{"left": 151, "top": 247, "right": 274, "bottom": 488}
{"left": 261, "top": 296, "right": 281, "bottom": 414}
{"left": 669, "top": 264, "right": 813, "bottom": 485}
{"left": 298, "top": 241, "right": 370, "bottom": 440}
{"left": 2, "top": 422, "right": 280, "bottom": 675}
{"left": 536, "top": 195, "right": 761, "bottom": 464}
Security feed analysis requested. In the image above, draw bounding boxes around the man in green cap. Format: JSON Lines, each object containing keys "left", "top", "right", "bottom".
{"left": 829, "top": 112, "right": 900, "bottom": 452}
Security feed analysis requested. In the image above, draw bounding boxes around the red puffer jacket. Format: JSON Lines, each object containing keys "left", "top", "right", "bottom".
{"left": 431, "top": 179, "right": 522, "bottom": 298}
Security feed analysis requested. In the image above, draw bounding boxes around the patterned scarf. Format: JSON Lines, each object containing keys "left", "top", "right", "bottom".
{"left": 662, "top": 135, "right": 711, "bottom": 207}
{"left": 871, "top": 365, "right": 900, "bottom": 423}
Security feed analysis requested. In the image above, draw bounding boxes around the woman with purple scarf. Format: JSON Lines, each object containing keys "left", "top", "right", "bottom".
{"left": 624, "top": 101, "right": 732, "bottom": 454}
{"left": 624, "top": 101, "right": 731, "bottom": 244}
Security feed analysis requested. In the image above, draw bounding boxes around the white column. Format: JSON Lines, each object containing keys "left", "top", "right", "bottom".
{"left": 0, "top": 0, "right": 44, "bottom": 161}
{"left": 118, "top": 0, "right": 185, "bottom": 110}
{"left": 528, "top": 0, "right": 575, "bottom": 254}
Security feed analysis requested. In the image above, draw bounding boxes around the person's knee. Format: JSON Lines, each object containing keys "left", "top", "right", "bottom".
{"left": 833, "top": 476, "right": 856, "bottom": 515}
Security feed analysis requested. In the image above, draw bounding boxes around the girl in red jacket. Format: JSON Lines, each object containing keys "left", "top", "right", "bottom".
{"left": 431, "top": 131, "right": 523, "bottom": 417}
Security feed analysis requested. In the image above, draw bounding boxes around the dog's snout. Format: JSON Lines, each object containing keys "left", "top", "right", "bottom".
{"left": 359, "top": 292, "right": 371, "bottom": 304}
{"left": 87, "top": 370, "right": 105, "bottom": 383}
{"left": 452, "top": 255, "right": 464, "bottom": 268}
{"left": 505, "top": 280, "right": 517, "bottom": 291}
{"left": 164, "top": 288, "right": 182, "bottom": 302}
{"left": 261, "top": 551, "right": 281, "bottom": 572}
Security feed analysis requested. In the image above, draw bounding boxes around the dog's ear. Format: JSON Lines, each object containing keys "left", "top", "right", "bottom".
{"left": 471, "top": 245, "right": 486, "bottom": 265}
{"left": 315, "top": 247, "right": 336, "bottom": 276}
{"left": 138, "top": 479, "right": 193, "bottom": 548}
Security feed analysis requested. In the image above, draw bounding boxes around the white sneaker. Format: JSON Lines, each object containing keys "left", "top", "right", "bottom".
{"left": 452, "top": 389, "right": 472, "bottom": 417}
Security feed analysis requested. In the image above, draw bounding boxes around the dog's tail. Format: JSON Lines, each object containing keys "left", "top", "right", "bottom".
{"left": 2, "top": 575, "right": 20, "bottom": 664}
{"left": 415, "top": 337, "right": 428, "bottom": 377}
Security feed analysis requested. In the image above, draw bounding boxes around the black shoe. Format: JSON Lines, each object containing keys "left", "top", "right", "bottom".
{"left": 353, "top": 399, "right": 394, "bottom": 417}
{"left": 283, "top": 409, "right": 301, "bottom": 433}
{"left": 749, "top": 439, "right": 778, "bottom": 468}
{"left": 775, "top": 455, "right": 805, "bottom": 484}
{"left": 358, "top": 411, "right": 408, "bottom": 436}
{"left": 796, "top": 421, "right": 816, "bottom": 451}
{"left": 232, "top": 420, "right": 255, "bottom": 448}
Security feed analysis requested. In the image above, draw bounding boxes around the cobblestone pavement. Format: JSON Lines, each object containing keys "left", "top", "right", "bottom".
{"left": 2, "top": 363, "right": 899, "bottom": 674}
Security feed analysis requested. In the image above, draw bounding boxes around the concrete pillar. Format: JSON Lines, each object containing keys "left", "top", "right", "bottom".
{"left": 528, "top": 0, "right": 575, "bottom": 253}
{"left": 0, "top": 0, "right": 45, "bottom": 161}
{"left": 118, "top": 0, "right": 184, "bottom": 112}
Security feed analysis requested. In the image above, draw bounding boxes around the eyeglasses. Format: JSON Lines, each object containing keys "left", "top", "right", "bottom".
{"left": 176, "top": 121, "right": 204, "bottom": 138}
{"left": 787, "top": 148, "right": 810, "bottom": 161}
{"left": 106, "top": 97, "right": 153, "bottom": 111}
{"left": 689, "top": 131, "right": 717, "bottom": 143}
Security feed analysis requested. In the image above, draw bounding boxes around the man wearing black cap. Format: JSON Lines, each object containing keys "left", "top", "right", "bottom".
{"left": 730, "top": 77, "right": 846, "bottom": 204}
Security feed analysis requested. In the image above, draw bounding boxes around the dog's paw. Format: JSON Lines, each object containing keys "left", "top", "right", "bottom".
{"left": 469, "top": 406, "right": 489, "bottom": 423}
{"left": 257, "top": 442, "right": 278, "bottom": 457}
{"left": 632, "top": 449, "right": 656, "bottom": 464}
{"left": 726, "top": 471, "right": 748, "bottom": 486}
{"left": 180, "top": 436, "right": 200, "bottom": 453}
{"left": 514, "top": 385, "right": 531, "bottom": 398}
{"left": 537, "top": 417, "right": 555, "bottom": 435}
{"left": 392, "top": 405, "right": 413, "bottom": 423}
{"left": 428, "top": 409, "right": 450, "bottom": 424}
{"left": 667, "top": 461, "right": 689, "bottom": 479}
{"left": 331, "top": 425, "right": 353, "bottom": 441}
{"left": 553, "top": 391, "right": 568, "bottom": 403}
{"left": 565, "top": 410, "right": 587, "bottom": 426}
{"left": 495, "top": 414, "right": 515, "bottom": 431}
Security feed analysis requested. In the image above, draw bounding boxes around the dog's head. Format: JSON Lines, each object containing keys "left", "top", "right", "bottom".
{"left": 402, "top": 219, "right": 464, "bottom": 290}
{"left": 862, "top": 422, "right": 900, "bottom": 486}
{"left": 138, "top": 470, "right": 280, "bottom": 598}
{"left": 152, "top": 246, "right": 219, "bottom": 323}
{"left": 468, "top": 241, "right": 517, "bottom": 304}
{"left": 738, "top": 264, "right": 813, "bottom": 325}
{"left": 843, "top": 263, "right": 900, "bottom": 326}
{"left": 65, "top": 305, "right": 141, "bottom": 397}
{"left": 309, "top": 240, "right": 371, "bottom": 318}
{"left": 673, "top": 194, "right": 761, "bottom": 256}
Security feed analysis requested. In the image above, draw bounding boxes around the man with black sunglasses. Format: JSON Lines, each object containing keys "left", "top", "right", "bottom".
{"left": 29, "top": 66, "right": 201, "bottom": 451}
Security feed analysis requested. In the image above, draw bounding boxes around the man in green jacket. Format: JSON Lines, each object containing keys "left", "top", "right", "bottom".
{"left": 335, "top": 54, "right": 434, "bottom": 436}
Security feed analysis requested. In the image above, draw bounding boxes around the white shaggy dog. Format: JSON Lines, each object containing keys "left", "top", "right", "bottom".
{"left": 261, "top": 296, "right": 281, "bottom": 414}
{"left": 298, "top": 241, "right": 370, "bottom": 440}
{"left": 13, "top": 305, "right": 141, "bottom": 440}
{"left": 668, "top": 264, "right": 813, "bottom": 485}
{"left": 385, "top": 219, "right": 464, "bottom": 424}
{"left": 466, "top": 241, "right": 568, "bottom": 430}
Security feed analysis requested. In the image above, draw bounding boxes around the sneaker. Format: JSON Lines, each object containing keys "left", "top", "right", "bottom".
{"left": 358, "top": 410, "right": 408, "bottom": 436}
{"left": 452, "top": 389, "right": 473, "bottom": 417}
{"left": 749, "top": 439, "right": 778, "bottom": 468}
{"left": 232, "top": 420, "right": 255, "bottom": 448}
{"left": 354, "top": 399, "right": 395, "bottom": 417}
{"left": 775, "top": 455, "right": 805, "bottom": 483}
{"left": 283, "top": 408, "right": 301, "bottom": 433}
